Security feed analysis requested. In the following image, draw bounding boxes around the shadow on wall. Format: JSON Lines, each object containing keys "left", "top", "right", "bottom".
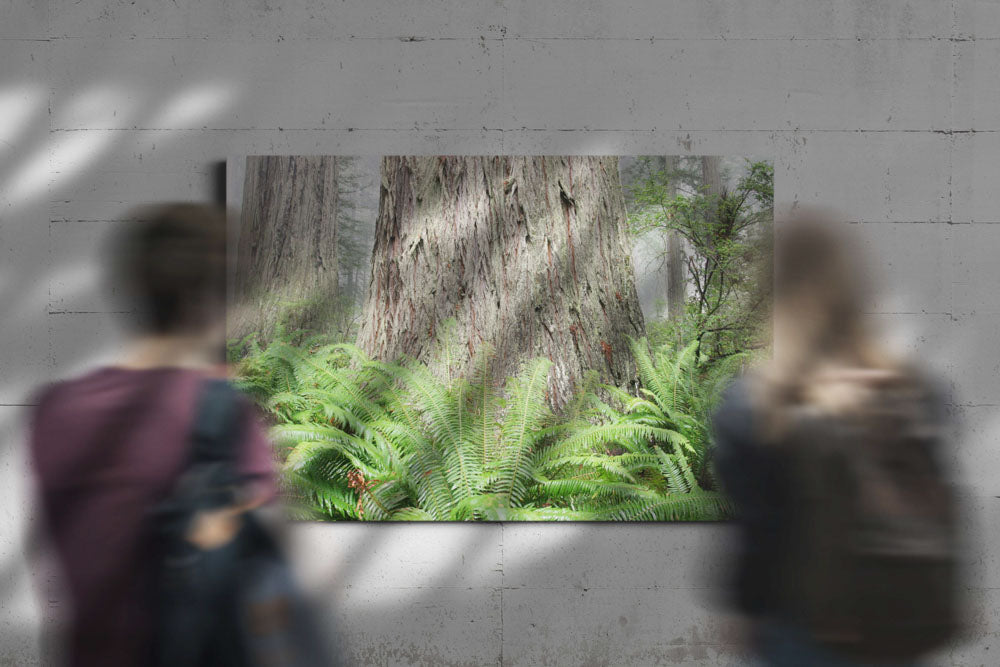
{"left": 0, "top": 77, "right": 245, "bottom": 401}
{"left": 0, "top": 76, "right": 246, "bottom": 663}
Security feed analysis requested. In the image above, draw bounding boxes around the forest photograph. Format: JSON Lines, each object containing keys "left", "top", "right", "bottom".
{"left": 227, "top": 155, "right": 773, "bottom": 522}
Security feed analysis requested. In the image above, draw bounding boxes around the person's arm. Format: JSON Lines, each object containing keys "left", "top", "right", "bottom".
{"left": 712, "top": 380, "right": 785, "bottom": 619}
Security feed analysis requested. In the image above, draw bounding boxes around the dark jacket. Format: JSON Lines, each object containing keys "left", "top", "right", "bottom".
{"left": 712, "top": 378, "right": 794, "bottom": 617}
{"left": 712, "top": 373, "right": 952, "bottom": 619}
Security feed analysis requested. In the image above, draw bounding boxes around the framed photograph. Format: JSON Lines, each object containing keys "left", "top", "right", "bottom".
{"left": 227, "top": 155, "right": 773, "bottom": 521}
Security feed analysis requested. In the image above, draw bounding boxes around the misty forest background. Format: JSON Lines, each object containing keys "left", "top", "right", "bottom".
{"left": 228, "top": 155, "right": 773, "bottom": 521}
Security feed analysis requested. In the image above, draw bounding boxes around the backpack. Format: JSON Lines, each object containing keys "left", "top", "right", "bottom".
{"left": 779, "top": 372, "right": 961, "bottom": 662}
{"left": 149, "top": 379, "right": 335, "bottom": 667}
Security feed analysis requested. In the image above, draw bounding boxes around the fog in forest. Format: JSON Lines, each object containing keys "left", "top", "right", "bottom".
{"left": 229, "top": 155, "right": 767, "bottom": 335}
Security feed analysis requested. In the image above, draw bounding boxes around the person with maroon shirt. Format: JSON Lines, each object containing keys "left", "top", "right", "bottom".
{"left": 30, "top": 204, "right": 275, "bottom": 666}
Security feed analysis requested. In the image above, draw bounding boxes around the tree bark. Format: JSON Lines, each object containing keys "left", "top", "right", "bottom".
{"left": 665, "top": 156, "right": 686, "bottom": 321}
{"left": 701, "top": 156, "right": 725, "bottom": 247}
{"left": 358, "top": 156, "right": 645, "bottom": 409}
{"left": 231, "top": 155, "right": 339, "bottom": 343}
{"left": 701, "top": 156, "right": 724, "bottom": 200}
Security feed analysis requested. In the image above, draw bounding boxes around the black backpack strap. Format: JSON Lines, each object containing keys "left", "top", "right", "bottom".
{"left": 190, "top": 378, "right": 244, "bottom": 466}
{"left": 181, "top": 378, "right": 248, "bottom": 510}
{"left": 152, "top": 378, "right": 247, "bottom": 529}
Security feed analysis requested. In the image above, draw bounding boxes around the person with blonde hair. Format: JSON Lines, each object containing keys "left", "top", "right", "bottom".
{"left": 713, "top": 213, "right": 961, "bottom": 666}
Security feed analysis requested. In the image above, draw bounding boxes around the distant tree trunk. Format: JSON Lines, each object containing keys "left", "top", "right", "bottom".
{"left": 699, "top": 156, "right": 726, "bottom": 355}
{"left": 231, "top": 155, "right": 339, "bottom": 344}
{"left": 699, "top": 155, "right": 726, "bottom": 299}
{"left": 665, "top": 156, "right": 686, "bottom": 321}
{"left": 701, "top": 156, "right": 725, "bottom": 237}
{"left": 701, "top": 156, "right": 724, "bottom": 197}
{"left": 358, "top": 156, "right": 645, "bottom": 409}
{"left": 666, "top": 233, "right": 686, "bottom": 320}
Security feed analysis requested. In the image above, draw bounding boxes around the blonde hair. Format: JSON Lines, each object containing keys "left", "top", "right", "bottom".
{"left": 753, "top": 211, "right": 902, "bottom": 441}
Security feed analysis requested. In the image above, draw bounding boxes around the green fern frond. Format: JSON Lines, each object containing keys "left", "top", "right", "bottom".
{"left": 546, "top": 422, "right": 688, "bottom": 459}
{"left": 390, "top": 507, "right": 437, "bottom": 521}
{"left": 536, "top": 454, "right": 640, "bottom": 483}
{"left": 239, "top": 324, "right": 741, "bottom": 522}
{"left": 605, "top": 491, "right": 732, "bottom": 521}
{"left": 498, "top": 358, "right": 553, "bottom": 505}
{"left": 504, "top": 506, "right": 600, "bottom": 521}
{"left": 534, "top": 478, "right": 652, "bottom": 502}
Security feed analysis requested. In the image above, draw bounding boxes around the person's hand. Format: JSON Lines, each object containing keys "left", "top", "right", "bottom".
{"left": 186, "top": 507, "right": 242, "bottom": 550}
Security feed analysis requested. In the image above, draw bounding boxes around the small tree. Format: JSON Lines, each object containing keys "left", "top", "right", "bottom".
{"left": 627, "top": 159, "right": 773, "bottom": 359}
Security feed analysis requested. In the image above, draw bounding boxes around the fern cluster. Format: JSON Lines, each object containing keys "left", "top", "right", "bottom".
{"left": 234, "top": 334, "right": 741, "bottom": 521}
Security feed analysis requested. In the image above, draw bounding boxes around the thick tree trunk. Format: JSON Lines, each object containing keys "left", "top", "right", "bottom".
{"left": 231, "top": 155, "right": 339, "bottom": 343}
{"left": 358, "top": 156, "right": 645, "bottom": 408}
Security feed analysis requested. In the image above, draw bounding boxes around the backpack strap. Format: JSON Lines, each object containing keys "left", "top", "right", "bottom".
{"left": 150, "top": 380, "right": 252, "bottom": 667}
{"left": 189, "top": 378, "right": 244, "bottom": 467}
{"left": 160, "top": 379, "right": 247, "bottom": 513}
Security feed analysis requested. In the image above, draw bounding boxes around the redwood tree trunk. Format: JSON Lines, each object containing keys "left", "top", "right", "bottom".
{"left": 701, "top": 156, "right": 724, "bottom": 199}
{"left": 231, "top": 155, "right": 339, "bottom": 343}
{"left": 701, "top": 156, "right": 725, "bottom": 243}
{"left": 358, "top": 156, "right": 645, "bottom": 408}
{"left": 665, "top": 156, "right": 686, "bottom": 321}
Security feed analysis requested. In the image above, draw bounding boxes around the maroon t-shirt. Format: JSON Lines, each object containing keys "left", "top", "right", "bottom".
{"left": 30, "top": 366, "right": 275, "bottom": 667}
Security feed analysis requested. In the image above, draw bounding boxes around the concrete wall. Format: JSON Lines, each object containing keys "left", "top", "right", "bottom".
{"left": 2, "top": 1, "right": 999, "bottom": 664}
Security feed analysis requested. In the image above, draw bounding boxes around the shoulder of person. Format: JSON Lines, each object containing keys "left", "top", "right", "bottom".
{"left": 27, "top": 374, "right": 90, "bottom": 422}
{"left": 894, "top": 363, "right": 952, "bottom": 428}
{"left": 718, "top": 373, "right": 761, "bottom": 416}
{"left": 28, "top": 383, "right": 63, "bottom": 439}
{"left": 197, "top": 377, "right": 261, "bottom": 422}
{"left": 712, "top": 374, "right": 759, "bottom": 442}
{"left": 30, "top": 381, "right": 60, "bottom": 410}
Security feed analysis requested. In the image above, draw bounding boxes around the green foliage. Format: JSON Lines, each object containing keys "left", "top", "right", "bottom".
{"left": 235, "top": 331, "right": 738, "bottom": 522}
{"left": 555, "top": 338, "right": 740, "bottom": 518}
{"left": 626, "top": 158, "right": 773, "bottom": 360}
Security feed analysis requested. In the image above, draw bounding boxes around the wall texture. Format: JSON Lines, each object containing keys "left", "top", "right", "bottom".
{"left": 2, "top": 1, "right": 999, "bottom": 664}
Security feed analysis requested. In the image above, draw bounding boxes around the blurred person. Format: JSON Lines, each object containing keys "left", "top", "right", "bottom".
{"left": 712, "top": 213, "right": 962, "bottom": 666}
{"left": 29, "top": 205, "right": 331, "bottom": 666}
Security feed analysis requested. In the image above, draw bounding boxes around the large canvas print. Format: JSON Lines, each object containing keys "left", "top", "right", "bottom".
{"left": 227, "top": 156, "right": 773, "bottom": 521}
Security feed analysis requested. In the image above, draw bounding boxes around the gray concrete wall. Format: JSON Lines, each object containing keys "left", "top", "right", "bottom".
{"left": 2, "top": 1, "right": 998, "bottom": 664}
